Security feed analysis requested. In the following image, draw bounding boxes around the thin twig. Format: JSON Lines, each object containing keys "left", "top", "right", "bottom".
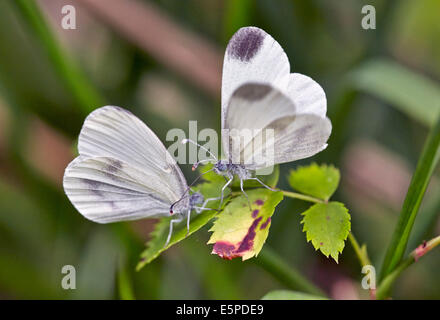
{"left": 377, "top": 235, "right": 440, "bottom": 299}
{"left": 280, "top": 190, "right": 326, "bottom": 204}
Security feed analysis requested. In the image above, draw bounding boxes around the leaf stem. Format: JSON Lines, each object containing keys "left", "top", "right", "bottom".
{"left": 280, "top": 190, "right": 325, "bottom": 204}
{"left": 254, "top": 246, "right": 327, "bottom": 298}
{"left": 347, "top": 232, "right": 371, "bottom": 267}
{"left": 376, "top": 235, "right": 440, "bottom": 299}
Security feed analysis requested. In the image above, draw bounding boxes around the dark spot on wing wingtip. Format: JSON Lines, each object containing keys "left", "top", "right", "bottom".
{"left": 234, "top": 84, "right": 271, "bottom": 101}
{"left": 254, "top": 199, "right": 264, "bottom": 206}
{"left": 252, "top": 209, "right": 259, "bottom": 218}
{"left": 227, "top": 27, "right": 265, "bottom": 62}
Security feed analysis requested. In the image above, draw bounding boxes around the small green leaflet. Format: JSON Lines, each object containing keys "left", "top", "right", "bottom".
{"left": 136, "top": 181, "right": 229, "bottom": 270}
{"left": 289, "top": 163, "right": 340, "bottom": 200}
{"left": 301, "top": 202, "right": 351, "bottom": 262}
{"left": 208, "top": 189, "right": 283, "bottom": 261}
{"left": 262, "top": 290, "right": 328, "bottom": 300}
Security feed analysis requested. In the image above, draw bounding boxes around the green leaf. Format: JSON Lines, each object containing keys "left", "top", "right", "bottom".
{"left": 301, "top": 202, "right": 351, "bottom": 262}
{"left": 350, "top": 59, "right": 440, "bottom": 127}
{"left": 289, "top": 163, "right": 340, "bottom": 200}
{"left": 136, "top": 182, "right": 229, "bottom": 270}
{"left": 208, "top": 189, "right": 283, "bottom": 261}
{"left": 262, "top": 290, "right": 328, "bottom": 300}
{"left": 380, "top": 115, "right": 440, "bottom": 281}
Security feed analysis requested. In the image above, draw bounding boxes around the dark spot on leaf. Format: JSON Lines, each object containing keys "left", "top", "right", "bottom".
{"left": 252, "top": 209, "right": 259, "bottom": 218}
{"left": 212, "top": 241, "right": 240, "bottom": 260}
{"left": 235, "top": 217, "right": 262, "bottom": 254}
{"left": 254, "top": 199, "right": 264, "bottom": 206}
{"left": 326, "top": 216, "right": 330, "bottom": 221}
{"left": 260, "top": 217, "right": 271, "bottom": 230}
{"left": 227, "top": 27, "right": 265, "bottom": 62}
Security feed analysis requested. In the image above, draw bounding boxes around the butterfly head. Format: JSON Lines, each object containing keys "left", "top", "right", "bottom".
{"left": 214, "top": 160, "right": 229, "bottom": 174}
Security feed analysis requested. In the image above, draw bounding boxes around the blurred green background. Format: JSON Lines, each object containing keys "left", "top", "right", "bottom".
{"left": 0, "top": 0, "right": 439, "bottom": 299}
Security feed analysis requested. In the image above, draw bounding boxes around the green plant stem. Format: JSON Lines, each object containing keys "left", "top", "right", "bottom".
{"left": 13, "top": 0, "right": 104, "bottom": 113}
{"left": 380, "top": 115, "right": 440, "bottom": 281}
{"left": 280, "top": 190, "right": 325, "bottom": 204}
{"left": 117, "top": 256, "right": 135, "bottom": 300}
{"left": 254, "top": 246, "right": 327, "bottom": 298}
{"left": 377, "top": 235, "right": 440, "bottom": 299}
{"left": 347, "top": 232, "right": 371, "bottom": 267}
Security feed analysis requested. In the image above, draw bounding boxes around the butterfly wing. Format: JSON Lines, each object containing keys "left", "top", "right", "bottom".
{"left": 78, "top": 106, "right": 187, "bottom": 200}
{"left": 221, "top": 27, "right": 291, "bottom": 130}
{"left": 286, "top": 73, "right": 327, "bottom": 117}
{"left": 223, "top": 83, "right": 331, "bottom": 170}
{"left": 64, "top": 106, "right": 188, "bottom": 223}
{"left": 64, "top": 156, "right": 178, "bottom": 223}
{"left": 221, "top": 26, "right": 329, "bottom": 129}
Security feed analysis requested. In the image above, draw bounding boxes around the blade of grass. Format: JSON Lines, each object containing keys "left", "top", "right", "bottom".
{"left": 350, "top": 59, "right": 440, "bottom": 127}
{"left": 379, "top": 115, "right": 440, "bottom": 281}
{"left": 117, "top": 256, "right": 135, "bottom": 300}
{"left": 12, "top": 0, "right": 104, "bottom": 114}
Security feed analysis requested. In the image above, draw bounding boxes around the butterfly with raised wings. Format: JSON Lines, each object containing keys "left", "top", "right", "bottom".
{"left": 186, "top": 26, "right": 332, "bottom": 208}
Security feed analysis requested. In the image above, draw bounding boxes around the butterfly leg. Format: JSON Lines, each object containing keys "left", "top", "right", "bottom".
{"left": 165, "top": 217, "right": 183, "bottom": 247}
{"left": 249, "top": 177, "right": 278, "bottom": 191}
{"left": 218, "top": 177, "right": 233, "bottom": 210}
{"left": 240, "top": 178, "right": 252, "bottom": 210}
{"left": 194, "top": 206, "right": 215, "bottom": 213}
{"left": 195, "top": 197, "right": 221, "bottom": 213}
{"left": 186, "top": 209, "right": 191, "bottom": 237}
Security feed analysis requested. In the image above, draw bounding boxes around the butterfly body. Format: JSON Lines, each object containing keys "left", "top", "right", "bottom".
{"left": 214, "top": 160, "right": 251, "bottom": 181}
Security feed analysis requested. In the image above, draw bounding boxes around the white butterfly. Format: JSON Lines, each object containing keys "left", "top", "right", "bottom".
{"left": 186, "top": 26, "right": 332, "bottom": 207}
{"left": 63, "top": 106, "right": 214, "bottom": 246}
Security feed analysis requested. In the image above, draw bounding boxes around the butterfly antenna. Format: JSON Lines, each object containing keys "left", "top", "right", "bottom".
{"left": 169, "top": 167, "right": 215, "bottom": 214}
{"left": 182, "top": 139, "right": 218, "bottom": 170}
